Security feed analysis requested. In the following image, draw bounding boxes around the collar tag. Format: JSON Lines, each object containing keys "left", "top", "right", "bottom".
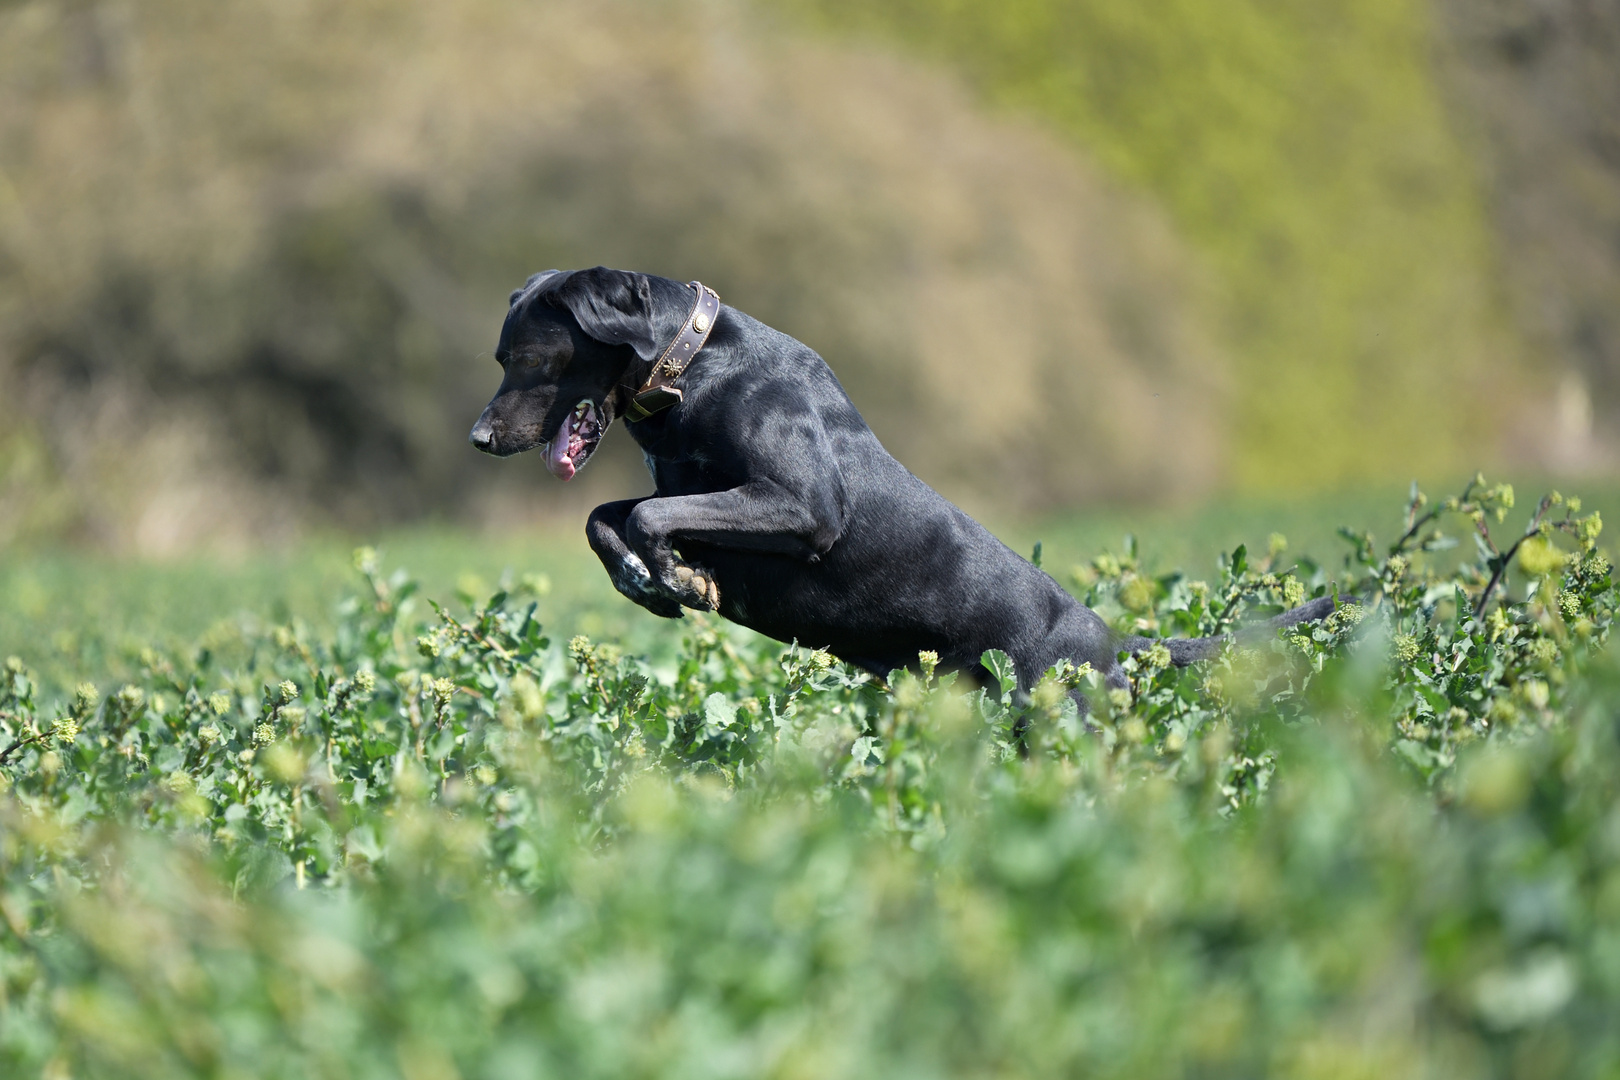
{"left": 626, "top": 385, "right": 683, "bottom": 422}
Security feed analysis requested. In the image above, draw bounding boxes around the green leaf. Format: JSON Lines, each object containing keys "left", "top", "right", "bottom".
{"left": 981, "top": 650, "right": 1018, "bottom": 698}
{"left": 704, "top": 693, "right": 738, "bottom": 729}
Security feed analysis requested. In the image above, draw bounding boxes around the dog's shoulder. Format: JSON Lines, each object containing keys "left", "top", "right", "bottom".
{"left": 702, "top": 308, "right": 866, "bottom": 421}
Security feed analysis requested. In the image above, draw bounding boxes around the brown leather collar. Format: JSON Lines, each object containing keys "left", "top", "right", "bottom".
{"left": 624, "top": 281, "right": 721, "bottom": 422}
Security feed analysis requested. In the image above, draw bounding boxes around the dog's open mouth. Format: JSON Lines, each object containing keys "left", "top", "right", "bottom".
{"left": 544, "top": 399, "right": 604, "bottom": 481}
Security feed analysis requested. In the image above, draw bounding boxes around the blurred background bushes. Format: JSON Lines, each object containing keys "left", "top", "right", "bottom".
{"left": 0, "top": 0, "right": 1615, "bottom": 552}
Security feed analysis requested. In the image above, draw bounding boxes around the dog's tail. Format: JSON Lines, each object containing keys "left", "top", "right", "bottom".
{"left": 1123, "top": 593, "right": 1352, "bottom": 667}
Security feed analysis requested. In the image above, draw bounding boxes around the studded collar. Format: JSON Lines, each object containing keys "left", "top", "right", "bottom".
{"left": 624, "top": 281, "right": 721, "bottom": 422}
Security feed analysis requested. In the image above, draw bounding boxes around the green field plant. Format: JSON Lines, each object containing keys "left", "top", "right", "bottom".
{"left": 1, "top": 479, "right": 1617, "bottom": 1077}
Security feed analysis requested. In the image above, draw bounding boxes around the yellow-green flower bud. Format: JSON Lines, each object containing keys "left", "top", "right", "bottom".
{"left": 352, "top": 546, "right": 379, "bottom": 575}
{"left": 208, "top": 692, "right": 231, "bottom": 715}
{"left": 1393, "top": 635, "right": 1420, "bottom": 664}
{"left": 1119, "top": 575, "right": 1155, "bottom": 614}
{"left": 278, "top": 680, "right": 298, "bottom": 704}
{"left": 198, "top": 724, "right": 222, "bottom": 746}
{"left": 51, "top": 716, "right": 79, "bottom": 745}
{"left": 354, "top": 669, "right": 376, "bottom": 695}
{"left": 810, "top": 650, "right": 835, "bottom": 671}
{"left": 1516, "top": 536, "right": 1567, "bottom": 579}
{"left": 1579, "top": 511, "right": 1603, "bottom": 550}
{"left": 73, "top": 683, "right": 99, "bottom": 714}
{"left": 254, "top": 722, "right": 276, "bottom": 746}
{"left": 509, "top": 673, "right": 544, "bottom": 722}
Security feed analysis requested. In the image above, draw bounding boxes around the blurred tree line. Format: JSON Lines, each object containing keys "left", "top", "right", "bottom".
{"left": 0, "top": 0, "right": 1613, "bottom": 551}
{"left": 791, "top": 0, "right": 1615, "bottom": 487}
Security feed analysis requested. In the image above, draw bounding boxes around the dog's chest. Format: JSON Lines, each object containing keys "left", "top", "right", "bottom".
{"left": 630, "top": 416, "right": 727, "bottom": 493}
{"left": 645, "top": 451, "right": 721, "bottom": 495}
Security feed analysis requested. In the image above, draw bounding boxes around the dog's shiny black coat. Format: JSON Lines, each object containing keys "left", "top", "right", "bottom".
{"left": 471, "top": 267, "right": 1337, "bottom": 693}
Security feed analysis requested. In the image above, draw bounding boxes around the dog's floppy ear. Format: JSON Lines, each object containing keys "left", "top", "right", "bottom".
{"left": 509, "top": 269, "right": 562, "bottom": 307}
{"left": 542, "top": 266, "right": 661, "bottom": 362}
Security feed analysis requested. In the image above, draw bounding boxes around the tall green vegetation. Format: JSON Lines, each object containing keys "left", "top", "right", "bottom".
{"left": 1, "top": 480, "right": 1617, "bottom": 1075}
{"left": 786, "top": 0, "right": 1523, "bottom": 489}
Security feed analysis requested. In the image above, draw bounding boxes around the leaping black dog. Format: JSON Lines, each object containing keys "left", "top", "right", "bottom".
{"left": 469, "top": 267, "right": 1341, "bottom": 695}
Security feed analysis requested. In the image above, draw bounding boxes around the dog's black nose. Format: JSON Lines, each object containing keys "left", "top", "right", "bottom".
{"left": 469, "top": 421, "right": 497, "bottom": 453}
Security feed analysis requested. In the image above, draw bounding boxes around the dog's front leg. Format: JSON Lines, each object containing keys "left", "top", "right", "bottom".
{"left": 625, "top": 485, "right": 840, "bottom": 612}
{"left": 587, "top": 499, "right": 685, "bottom": 618}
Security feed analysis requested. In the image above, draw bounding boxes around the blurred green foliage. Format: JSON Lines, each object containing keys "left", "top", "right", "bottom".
{"left": 2, "top": 480, "right": 1619, "bottom": 1076}
{"left": 786, "top": 0, "right": 1523, "bottom": 489}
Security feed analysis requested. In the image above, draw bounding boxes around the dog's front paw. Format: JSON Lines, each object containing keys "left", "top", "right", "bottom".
{"left": 609, "top": 552, "right": 685, "bottom": 619}
{"left": 667, "top": 562, "right": 721, "bottom": 611}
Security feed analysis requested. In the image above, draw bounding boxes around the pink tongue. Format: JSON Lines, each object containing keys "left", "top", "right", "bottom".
{"left": 545, "top": 436, "right": 576, "bottom": 481}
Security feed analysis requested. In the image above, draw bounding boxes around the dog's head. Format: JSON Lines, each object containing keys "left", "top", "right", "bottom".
{"left": 469, "top": 267, "right": 676, "bottom": 480}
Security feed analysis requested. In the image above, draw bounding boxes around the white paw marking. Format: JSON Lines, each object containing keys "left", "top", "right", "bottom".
{"left": 612, "top": 552, "right": 657, "bottom": 598}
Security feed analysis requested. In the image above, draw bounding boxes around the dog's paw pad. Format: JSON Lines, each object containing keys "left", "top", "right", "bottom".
{"left": 668, "top": 564, "right": 720, "bottom": 610}
{"left": 694, "top": 576, "right": 720, "bottom": 609}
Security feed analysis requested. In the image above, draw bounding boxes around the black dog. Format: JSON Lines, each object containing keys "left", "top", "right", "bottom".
{"left": 470, "top": 267, "right": 1340, "bottom": 696}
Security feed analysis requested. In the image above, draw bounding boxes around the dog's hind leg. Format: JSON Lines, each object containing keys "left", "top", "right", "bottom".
{"left": 587, "top": 499, "right": 684, "bottom": 619}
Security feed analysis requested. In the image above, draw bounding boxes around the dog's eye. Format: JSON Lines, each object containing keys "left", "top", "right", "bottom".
{"left": 525, "top": 354, "right": 543, "bottom": 369}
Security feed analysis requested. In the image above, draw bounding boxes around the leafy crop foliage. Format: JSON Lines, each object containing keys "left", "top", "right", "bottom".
{"left": 2, "top": 479, "right": 1619, "bottom": 1077}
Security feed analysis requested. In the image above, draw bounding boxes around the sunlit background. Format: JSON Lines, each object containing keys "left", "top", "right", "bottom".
{"left": 2, "top": 0, "right": 1614, "bottom": 553}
